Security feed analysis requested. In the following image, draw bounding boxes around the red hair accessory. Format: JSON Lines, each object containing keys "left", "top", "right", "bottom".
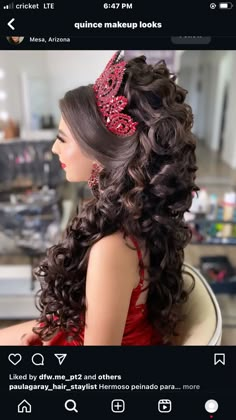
{"left": 93, "top": 51, "right": 138, "bottom": 137}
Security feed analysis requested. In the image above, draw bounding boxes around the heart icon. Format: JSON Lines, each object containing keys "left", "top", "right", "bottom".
{"left": 8, "top": 353, "right": 22, "bottom": 365}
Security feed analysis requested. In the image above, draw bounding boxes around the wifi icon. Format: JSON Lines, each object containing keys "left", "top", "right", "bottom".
{"left": 3, "top": 2, "right": 14, "bottom": 9}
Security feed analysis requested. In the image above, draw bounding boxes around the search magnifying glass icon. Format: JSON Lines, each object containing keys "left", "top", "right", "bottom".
{"left": 65, "top": 399, "right": 78, "bottom": 413}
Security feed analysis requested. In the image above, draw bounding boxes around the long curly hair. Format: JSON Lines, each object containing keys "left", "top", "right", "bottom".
{"left": 33, "top": 54, "right": 199, "bottom": 343}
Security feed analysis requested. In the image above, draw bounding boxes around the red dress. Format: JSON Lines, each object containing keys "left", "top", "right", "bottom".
{"left": 47, "top": 236, "right": 163, "bottom": 346}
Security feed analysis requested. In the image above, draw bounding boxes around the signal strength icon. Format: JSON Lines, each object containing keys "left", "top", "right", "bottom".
{"left": 3, "top": 2, "right": 14, "bottom": 9}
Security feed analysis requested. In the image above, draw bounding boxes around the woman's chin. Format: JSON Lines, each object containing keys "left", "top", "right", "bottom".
{"left": 65, "top": 172, "right": 84, "bottom": 183}
{"left": 65, "top": 175, "right": 74, "bottom": 182}
{"left": 64, "top": 172, "right": 72, "bottom": 182}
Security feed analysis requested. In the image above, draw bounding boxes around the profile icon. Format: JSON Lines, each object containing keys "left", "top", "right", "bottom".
{"left": 6, "top": 36, "right": 24, "bottom": 45}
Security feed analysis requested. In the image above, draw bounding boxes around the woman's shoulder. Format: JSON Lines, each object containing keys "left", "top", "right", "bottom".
{"left": 88, "top": 231, "right": 141, "bottom": 287}
{"left": 89, "top": 231, "right": 137, "bottom": 260}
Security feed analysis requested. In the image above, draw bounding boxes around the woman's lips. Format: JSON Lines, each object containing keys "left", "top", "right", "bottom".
{"left": 60, "top": 162, "right": 67, "bottom": 169}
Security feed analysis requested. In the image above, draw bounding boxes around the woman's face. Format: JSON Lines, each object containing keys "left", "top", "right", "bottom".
{"left": 11, "top": 37, "right": 20, "bottom": 43}
{"left": 52, "top": 117, "right": 94, "bottom": 182}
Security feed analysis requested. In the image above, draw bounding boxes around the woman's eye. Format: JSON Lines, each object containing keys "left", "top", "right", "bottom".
{"left": 56, "top": 136, "right": 65, "bottom": 143}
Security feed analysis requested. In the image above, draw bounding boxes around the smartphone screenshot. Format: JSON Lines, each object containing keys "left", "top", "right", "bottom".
{"left": 0, "top": 1, "right": 235, "bottom": 418}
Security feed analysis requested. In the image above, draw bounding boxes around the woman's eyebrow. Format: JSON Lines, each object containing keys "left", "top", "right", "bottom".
{"left": 58, "top": 129, "right": 68, "bottom": 137}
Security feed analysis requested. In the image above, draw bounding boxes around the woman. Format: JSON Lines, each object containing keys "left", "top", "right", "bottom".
{"left": 0, "top": 51, "right": 198, "bottom": 346}
{"left": 7, "top": 36, "right": 24, "bottom": 45}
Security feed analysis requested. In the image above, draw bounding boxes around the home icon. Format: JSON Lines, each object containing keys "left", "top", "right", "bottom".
{"left": 18, "top": 399, "right": 32, "bottom": 413}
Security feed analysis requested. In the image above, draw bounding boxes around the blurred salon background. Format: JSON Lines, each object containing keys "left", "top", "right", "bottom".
{"left": 0, "top": 50, "right": 235, "bottom": 344}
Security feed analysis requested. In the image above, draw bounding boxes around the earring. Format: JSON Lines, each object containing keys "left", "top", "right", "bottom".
{"left": 88, "top": 162, "right": 102, "bottom": 194}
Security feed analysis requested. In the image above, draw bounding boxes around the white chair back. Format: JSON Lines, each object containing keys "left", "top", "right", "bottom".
{"left": 172, "top": 263, "right": 222, "bottom": 345}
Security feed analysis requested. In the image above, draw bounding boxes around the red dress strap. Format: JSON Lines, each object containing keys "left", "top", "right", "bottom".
{"left": 129, "top": 236, "right": 145, "bottom": 288}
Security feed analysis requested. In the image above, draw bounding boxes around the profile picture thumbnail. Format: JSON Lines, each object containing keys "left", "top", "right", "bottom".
{"left": 6, "top": 36, "right": 24, "bottom": 45}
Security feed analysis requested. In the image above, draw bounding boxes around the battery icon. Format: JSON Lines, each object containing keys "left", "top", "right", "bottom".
{"left": 219, "top": 2, "right": 234, "bottom": 8}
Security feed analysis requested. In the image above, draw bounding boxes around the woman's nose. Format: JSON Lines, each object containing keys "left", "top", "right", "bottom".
{"left": 51, "top": 139, "right": 58, "bottom": 155}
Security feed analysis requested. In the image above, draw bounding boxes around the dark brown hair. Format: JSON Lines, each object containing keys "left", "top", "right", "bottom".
{"left": 33, "top": 55, "right": 199, "bottom": 343}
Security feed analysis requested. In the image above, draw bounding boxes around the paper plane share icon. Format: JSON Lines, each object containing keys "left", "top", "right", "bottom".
{"left": 54, "top": 354, "right": 67, "bottom": 365}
